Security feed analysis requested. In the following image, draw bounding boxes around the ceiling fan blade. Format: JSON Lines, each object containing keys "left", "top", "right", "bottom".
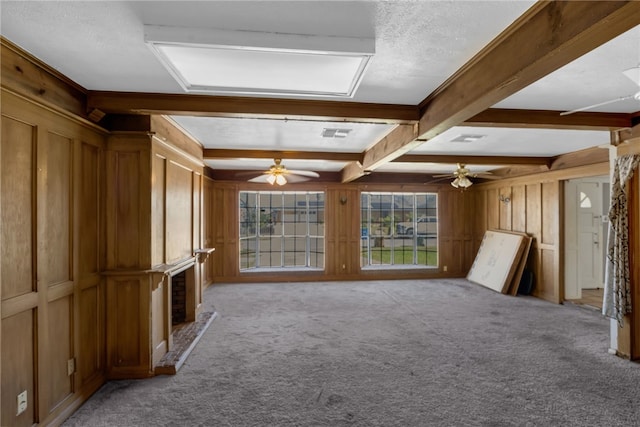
{"left": 560, "top": 94, "right": 635, "bottom": 116}
{"left": 425, "top": 176, "right": 454, "bottom": 184}
{"left": 432, "top": 173, "right": 455, "bottom": 178}
{"left": 282, "top": 174, "right": 313, "bottom": 183}
{"left": 247, "top": 174, "right": 271, "bottom": 183}
{"left": 236, "top": 170, "right": 269, "bottom": 177}
{"left": 285, "top": 169, "right": 320, "bottom": 178}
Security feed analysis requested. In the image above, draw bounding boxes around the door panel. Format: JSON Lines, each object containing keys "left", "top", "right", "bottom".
{"left": 577, "top": 182, "right": 603, "bottom": 289}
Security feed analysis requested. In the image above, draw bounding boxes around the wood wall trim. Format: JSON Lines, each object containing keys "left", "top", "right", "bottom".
{"left": 1, "top": 87, "right": 107, "bottom": 134}
{"left": 87, "top": 90, "right": 420, "bottom": 124}
{"left": 1, "top": 38, "right": 88, "bottom": 119}
{"left": 464, "top": 108, "right": 632, "bottom": 131}
{"left": 549, "top": 146, "right": 610, "bottom": 170}
{"left": 476, "top": 162, "right": 610, "bottom": 189}
{"left": 150, "top": 116, "right": 203, "bottom": 162}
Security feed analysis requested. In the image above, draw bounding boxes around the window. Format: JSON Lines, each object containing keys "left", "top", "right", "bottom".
{"left": 360, "top": 192, "right": 438, "bottom": 268}
{"left": 239, "top": 191, "right": 324, "bottom": 270}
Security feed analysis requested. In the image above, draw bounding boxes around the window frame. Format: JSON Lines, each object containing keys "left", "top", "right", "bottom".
{"left": 239, "top": 190, "right": 325, "bottom": 271}
{"left": 360, "top": 191, "right": 438, "bottom": 269}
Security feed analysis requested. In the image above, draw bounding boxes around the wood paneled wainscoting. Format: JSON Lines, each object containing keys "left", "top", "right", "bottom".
{"left": 104, "top": 116, "right": 207, "bottom": 379}
{"left": 1, "top": 89, "right": 106, "bottom": 426}
{"left": 472, "top": 163, "right": 609, "bottom": 304}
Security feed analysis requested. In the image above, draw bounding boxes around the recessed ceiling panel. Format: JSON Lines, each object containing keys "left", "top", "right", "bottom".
{"left": 409, "top": 126, "right": 610, "bottom": 157}
{"left": 172, "top": 116, "right": 395, "bottom": 152}
{"left": 145, "top": 25, "right": 374, "bottom": 97}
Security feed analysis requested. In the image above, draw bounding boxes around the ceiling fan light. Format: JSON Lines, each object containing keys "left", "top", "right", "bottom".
{"left": 623, "top": 66, "right": 640, "bottom": 86}
{"left": 275, "top": 174, "right": 287, "bottom": 186}
{"left": 459, "top": 175, "right": 473, "bottom": 188}
{"left": 451, "top": 178, "right": 460, "bottom": 188}
{"left": 266, "top": 174, "right": 277, "bottom": 185}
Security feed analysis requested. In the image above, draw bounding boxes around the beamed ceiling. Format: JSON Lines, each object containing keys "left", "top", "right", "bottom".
{"left": 2, "top": 1, "right": 640, "bottom": 184}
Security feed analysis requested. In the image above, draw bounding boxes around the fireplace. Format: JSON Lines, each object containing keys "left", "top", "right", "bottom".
{"left": 171, "top": 270, "right": 187, "bottom": 325}
{"left": 170, "top": 264, "right": 195, "bottom": 327}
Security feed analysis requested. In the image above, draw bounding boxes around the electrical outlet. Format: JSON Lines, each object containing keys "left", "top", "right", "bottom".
{"left": 443, "top": 265, "right": 448, "bottom": 272}
{"left": 67, "top": 358, "right": 75, "bottom": 376}
{"left": 17, "top": 390, "right": 27, "bottom": 416}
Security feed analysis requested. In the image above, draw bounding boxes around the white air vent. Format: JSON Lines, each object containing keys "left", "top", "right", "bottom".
{"left": 322, "top": 128, "right": 352, "bottom": 138}
{"left": 450, "top": 134, "right": 486, "bottom": 143}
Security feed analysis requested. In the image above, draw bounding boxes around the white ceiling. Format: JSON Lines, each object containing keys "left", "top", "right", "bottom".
{"left": 1, "top": 1, "right": 639, "bottom": 177}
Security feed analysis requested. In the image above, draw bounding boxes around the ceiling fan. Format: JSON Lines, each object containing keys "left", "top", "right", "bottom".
{"left": 431, "top": 163, "right": 494, "bottom": 188}
{"left": 560, "top": 65, "right": 640, "bottom": 116}
{"left": 244, "top": 159, "right": 320, "bottom": 185}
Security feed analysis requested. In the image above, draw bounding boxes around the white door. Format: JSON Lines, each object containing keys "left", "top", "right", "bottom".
{"left": 577, "top": 182, "right": 603, "bottom": 290}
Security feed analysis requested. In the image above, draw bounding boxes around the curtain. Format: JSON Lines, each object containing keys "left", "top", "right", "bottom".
{"left": 603, "top": 154, "right": 640, "bottom": 325}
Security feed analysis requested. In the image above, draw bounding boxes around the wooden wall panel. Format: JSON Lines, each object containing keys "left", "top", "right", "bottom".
{"left": 78, "top": 285, "right": 102, "bottom": 385}
{"left": 193, "top": 173, "right": 202, "bottom": 252}
{"left": 192, "top": 174, "right": 203, "bottom": 308}
{"left": 79, "top": 143, "right": 100, "bottom": 275}
{"left": 2, "top": 88, "right": 108, "bottom": 426}
{"left": 473, "top": 189, "right": 487, "bottom": 238}
{"left": 45, "top": 132, "right": 72, "bottom": 286}
{"left": 511, "top": 185, "right": 526, "bottom": 233}
{"left": 487, "top": 187, "right": 499, "bottom": 231}
{"left": 537, "top": 249, "right": 557, "bottom": 302}
{"left": 112, "top": 279, "right": 141, "bottom": 368}
{"left": 166, "top": 161, "right": 193, "bottom": 263}
{"left": 325, "top": 188, "right": 360, "bottom": 276}
{"left": 202, "top": 177, "right": 215, "bottom": 286}
{"left": 151, "top": 284, "right": 167, "bottom": 366}
{"left": 525, "top": 183, "right": 542, "bottom": 238}
{"left": 151, "top": 154, "right": 166, "bottom": 266}
{"left": 438, "top": 188, "right": 471, "bottom": 274}
{"left": 1, "top": 310, "right": 35, "bottom": 427}
{"left": 46, "top": 296, "right": 73, "bottom": 412}
{"left": 212, "top": 184, "right": 239, "bottom": 279}
{"left": 114, "top": 152, "right": 142, "bottom": 269}
{"left": 499, "top": 185, "right": 512, "bottom": 230}
{"left": 541, "top": 181, "right": 559, "bottom": 246}
{"left": 1, "top": 116, "right": 34, "bottom": 299}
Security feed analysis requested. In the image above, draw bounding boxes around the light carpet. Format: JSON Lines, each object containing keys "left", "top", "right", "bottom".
{"left": 63, "top": 279, "right": 640, "bottom": 426}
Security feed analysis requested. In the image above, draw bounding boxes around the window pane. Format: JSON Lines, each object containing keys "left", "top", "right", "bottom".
{"left": 239, "top": 238, "right": 255, "bottom": 269}
{"left": 240, "top": 191, "right": 325, "bottom": 271}
{"left": 361, "top": 191, "right": 438, "bottom": 268}
{"left": 239, "top": 192, "right": 257, "bottom": 238}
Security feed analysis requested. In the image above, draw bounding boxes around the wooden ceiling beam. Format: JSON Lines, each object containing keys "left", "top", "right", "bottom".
{"left": 87, "top": 91, "right": 419, "bottom": 124}
{"left": 464, "top": 108, "right": 632, "bottom": 131}
{"left": 203, "top": 149, "right": 362, "bottom": 162}
{"left": 341, "top": 124, "right": 419, "bottom": 182}
{"left": 395, "top": 154, "right": 550, "bottom": 166}
{"left": 203, "top": 149, "right": 550, "bottom": 167}
{"left": 355, "top": 1, "right": 640, "bottom": 176}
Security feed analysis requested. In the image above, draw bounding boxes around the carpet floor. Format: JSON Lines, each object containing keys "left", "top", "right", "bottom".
{"left": 63, "top": 279, "right": 640, "bottom": 426}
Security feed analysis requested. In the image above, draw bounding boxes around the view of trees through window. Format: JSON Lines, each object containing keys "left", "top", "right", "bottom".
{"left": 239, "top": 191, "right": 324, "bottom": 270}
{"left": 361, "top": 192, "right": 438, "bottom": 268}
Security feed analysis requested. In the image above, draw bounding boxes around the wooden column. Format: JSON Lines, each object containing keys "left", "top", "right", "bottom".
{"left": 104, "top": 117, "right": 205, "bottom": 379}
